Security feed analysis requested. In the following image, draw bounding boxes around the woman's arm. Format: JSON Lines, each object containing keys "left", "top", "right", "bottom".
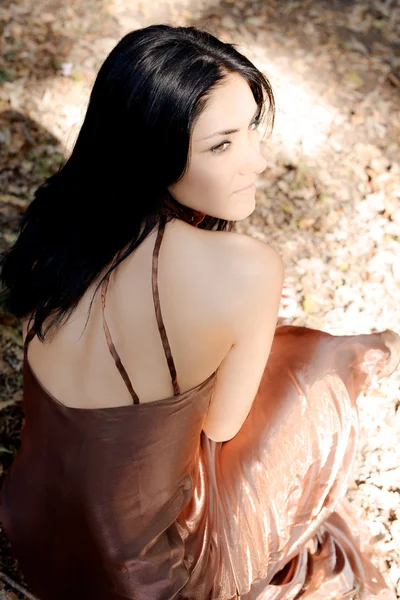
{"left": 203, "top": 239, "right": 285, "bottom": 442}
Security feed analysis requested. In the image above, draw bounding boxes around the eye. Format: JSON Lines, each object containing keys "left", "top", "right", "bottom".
{"left": 211, "top": 141, "right": 230, "bottom": 154}
{"left": 211, "top": 115, "right": 261, "bottom": 154}
{"left": 210, "top": 115, "right": 262, "bottom": 155}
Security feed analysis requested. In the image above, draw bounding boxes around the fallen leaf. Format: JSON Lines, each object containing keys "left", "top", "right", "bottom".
{"left": 302, "top": 294, "right": 314, "bottom": 315}
{"left": 344, "top": 70, "right": 364, "bottom": 88}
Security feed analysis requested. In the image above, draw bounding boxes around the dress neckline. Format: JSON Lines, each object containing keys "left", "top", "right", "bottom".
{"left": 24, "top": 353, "right": 217, "bottom": 413}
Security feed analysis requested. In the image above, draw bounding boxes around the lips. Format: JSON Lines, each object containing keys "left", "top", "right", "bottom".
{"left": 234, "top": 182, "right": 256, "bottom": 193}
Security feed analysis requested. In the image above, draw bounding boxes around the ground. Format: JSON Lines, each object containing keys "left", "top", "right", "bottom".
{"left": 0, "top": 0, "right": 399, "bottom": 598}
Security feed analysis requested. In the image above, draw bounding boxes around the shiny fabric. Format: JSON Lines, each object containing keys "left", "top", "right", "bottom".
{"left": 1, "top": 222, "right": 399, "bottom": 599}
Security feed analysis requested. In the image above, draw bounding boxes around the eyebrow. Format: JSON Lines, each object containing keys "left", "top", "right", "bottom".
{"left": 197, "top": 106, "right": 260, "bottom": 142}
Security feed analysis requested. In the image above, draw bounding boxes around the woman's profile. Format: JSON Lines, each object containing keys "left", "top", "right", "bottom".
{"left": 0, "top": 24, "right": 399, "bottom": 600}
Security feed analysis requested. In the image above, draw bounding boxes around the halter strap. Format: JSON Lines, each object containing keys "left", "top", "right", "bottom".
{"left": 101, "top": 264, "right": 140, "bottom": 404}
{"left": 151, "top": 216, "right": 180, "bottom": 396}
{"left": 101, "top": 215, "right": 180, "bottom": 402}
{"left": 24, "top": 217, "right": 181, "bottom": 404}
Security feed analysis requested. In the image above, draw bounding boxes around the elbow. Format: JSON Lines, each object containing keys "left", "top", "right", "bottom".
{"left": 202, "top": 427, "right": 238, "bottom": 443}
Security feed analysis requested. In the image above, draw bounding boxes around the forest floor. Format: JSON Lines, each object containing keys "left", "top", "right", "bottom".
{"left": 0, "top": 0, "right": 399, "bottom": 598}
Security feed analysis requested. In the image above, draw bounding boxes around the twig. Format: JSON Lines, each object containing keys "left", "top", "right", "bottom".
{"left": 0, "top": 391, "right": 22, "bottom": 412}
{"left": 0, "top": 570, "right": 39, "bottom": 600}
{"left": 388, "top": 72, "right": 400, "bottom": 87}
{"left": 0, "top": 196, "right": 26, "bottom": 208}
{"left": 0, "top": 400, "right": 19, "bottom": 412}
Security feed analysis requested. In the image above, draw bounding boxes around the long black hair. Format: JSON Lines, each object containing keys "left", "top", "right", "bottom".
{"left": 0, "top": 24, "right": 275, "bottom": 341}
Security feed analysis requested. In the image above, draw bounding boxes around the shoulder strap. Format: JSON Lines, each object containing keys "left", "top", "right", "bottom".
{"left": 25, "top": 218, "right": 181, "bottom": 404}
{"left": 152, "top": 215, "right": 181, "bottom": 396}
{"left": 101, "top": 266, "right": 140, "bottom": 405}
{"left": 23, "top": 272, "right": 140, "bottom": 404}
{"left": 101, "top": 216, "right": 181, "bottom": 402}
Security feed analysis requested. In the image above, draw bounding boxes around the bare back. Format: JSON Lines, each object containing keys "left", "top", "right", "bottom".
{"left": 22, "top": 216, "right": 284, "bottom": 437}
{"left": 22, "top": 219, "right": 233, "bottom": 409}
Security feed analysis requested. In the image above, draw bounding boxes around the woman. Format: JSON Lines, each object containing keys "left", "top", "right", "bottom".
{"left": 0, "top": 24, "right": 399, "bottom": 600}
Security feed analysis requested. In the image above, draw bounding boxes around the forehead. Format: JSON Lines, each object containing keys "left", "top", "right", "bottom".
{"left": 194, "top": 73, "right": 257, "bottom": 129}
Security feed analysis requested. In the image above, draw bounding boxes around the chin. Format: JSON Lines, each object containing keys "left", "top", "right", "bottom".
{"left": 201, "top": 198, "right": 256, "bottom": 223}
{"left": 228, "top": 201, "right": 256, "bottom": 222}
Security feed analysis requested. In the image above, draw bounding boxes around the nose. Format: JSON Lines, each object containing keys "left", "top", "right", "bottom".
{"left": 239, "top": 135, "right": 267, "bottom": 176}
{"left": 254, "top": 151, "right": 267, "bottom": 174}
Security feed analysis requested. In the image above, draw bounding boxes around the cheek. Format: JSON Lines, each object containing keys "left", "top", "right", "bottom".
{"left": 194, "top": 160, "right": 230, "bottom": 195}
{"left": 169, "top": 158, "right": 231, "bottom": 210}
{"left": 178, "top": 163, "right": 218, "bottom": 197}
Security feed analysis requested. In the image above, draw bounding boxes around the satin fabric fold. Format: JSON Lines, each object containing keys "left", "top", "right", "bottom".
{"left": 0, "top": 326, "right": 399, "bottom": 599}
{"left": 180, "top": 327, "right": 400, "bottom": 599}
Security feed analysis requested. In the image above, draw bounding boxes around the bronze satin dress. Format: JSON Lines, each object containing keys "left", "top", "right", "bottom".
{"left": 1, "top": 217, "right": 400, "bottom": 600}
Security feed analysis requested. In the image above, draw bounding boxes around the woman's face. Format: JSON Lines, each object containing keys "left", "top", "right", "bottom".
{"left": 167, "top": 72, "right": 268, "bottom": 222}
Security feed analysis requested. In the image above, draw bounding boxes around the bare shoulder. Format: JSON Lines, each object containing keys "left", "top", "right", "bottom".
{"left": 170, "top": 218, "right": 284, "bottom": 282}
{"left": 209, "top": 227, "right": 284, "bottom": 278}
{"left": 168, "top": 219, "right": 285, "bottom": 333}
{"left": 193, "top": 225, "right": 284, "bottom": 304}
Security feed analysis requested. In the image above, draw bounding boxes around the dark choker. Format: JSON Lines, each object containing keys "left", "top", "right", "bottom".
{"left": 162, "top": 194, "right": 206, "bottom": 227}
